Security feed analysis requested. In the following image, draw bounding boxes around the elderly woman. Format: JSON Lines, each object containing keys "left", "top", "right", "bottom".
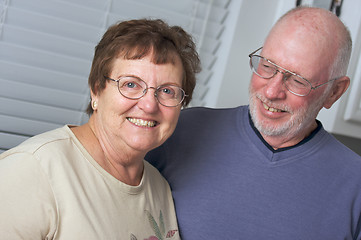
{"left": 0, "top": 19, "right": 200, "bottom": 239}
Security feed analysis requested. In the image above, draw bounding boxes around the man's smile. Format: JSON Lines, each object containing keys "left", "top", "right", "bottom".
{"left": 262, "top": 102, "right": 286, "bottom": 113}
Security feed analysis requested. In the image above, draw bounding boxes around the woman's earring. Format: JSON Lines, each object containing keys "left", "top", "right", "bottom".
{"left": 92, "top": 101, "right": 98, "bottom": 110}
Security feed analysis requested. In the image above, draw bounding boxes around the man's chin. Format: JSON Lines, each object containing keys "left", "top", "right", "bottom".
{"left": 252, "top": 114, "right": 294, "bottom": 137}
{"left": 256, "top": 124, "right": 288, "bottom": 137}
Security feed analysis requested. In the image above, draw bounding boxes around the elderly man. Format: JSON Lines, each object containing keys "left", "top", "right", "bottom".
{"left": 147, "top": 6, "right": 361, "bottom": 239}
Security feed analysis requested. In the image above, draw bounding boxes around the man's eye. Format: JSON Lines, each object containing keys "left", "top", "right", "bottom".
{"left": 261, "top": 63, "right": 275, "bottom": 72}
{"left": 289, "top": 77, "right": 308, "bottom": 87}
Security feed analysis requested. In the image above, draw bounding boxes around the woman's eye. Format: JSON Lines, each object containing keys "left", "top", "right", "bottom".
{"left": 162, "top": 88, "right": 174, "bottom": 95}
{"left": 120, "top": 80, "right": 144, "bottom": 93}
{"left": 158, "top": 86, "right": 177, "bottom": 98}
{"left": 125, "top": 82, "right": 137, "bottom": 88}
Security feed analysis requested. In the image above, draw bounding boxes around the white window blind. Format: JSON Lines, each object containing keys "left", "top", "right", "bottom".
{"left": 0, "top": 0, "right": 233, "bottom": 152}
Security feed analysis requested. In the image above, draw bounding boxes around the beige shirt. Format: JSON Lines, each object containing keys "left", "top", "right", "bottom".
{"left": 0, "top": 126, "right": 179, "bottom": 240}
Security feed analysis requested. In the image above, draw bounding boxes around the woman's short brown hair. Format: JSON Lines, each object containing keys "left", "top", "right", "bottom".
{"left": 86, "top": 18, "right": 201, "bottom": 114}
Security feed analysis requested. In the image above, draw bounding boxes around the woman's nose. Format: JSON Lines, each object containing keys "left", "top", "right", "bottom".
{"left": 137, "top": 87, "right": 159, "bottom": 112}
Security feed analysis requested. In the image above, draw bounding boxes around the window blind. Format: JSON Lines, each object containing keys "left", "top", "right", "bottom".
{"left": 0, "top": 0, "right": 233, "bottom": 152}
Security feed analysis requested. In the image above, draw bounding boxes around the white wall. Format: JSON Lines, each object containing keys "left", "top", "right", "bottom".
{"left": 215, "top": 0, "right": 293, "bottom": 108}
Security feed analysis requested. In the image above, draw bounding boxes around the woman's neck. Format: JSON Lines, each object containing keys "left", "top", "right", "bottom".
{"left": 71, "top": 121, "right": 144, "bottom": 186}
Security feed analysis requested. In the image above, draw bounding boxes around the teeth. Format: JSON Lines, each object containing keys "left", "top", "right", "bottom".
{"left": 262, "top": 103, "right": 282, "bottom": 113}
{"left": 127, "top": 118, "right": 156, "bottom": 127}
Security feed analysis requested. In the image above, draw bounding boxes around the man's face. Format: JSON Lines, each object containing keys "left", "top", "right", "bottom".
{"left": 248, "top": 23, "right": 334, "bottom": 142}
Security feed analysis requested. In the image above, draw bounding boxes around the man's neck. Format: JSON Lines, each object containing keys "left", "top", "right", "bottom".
{"left": 261, "top": 121, "right": 319, "bottom": 150}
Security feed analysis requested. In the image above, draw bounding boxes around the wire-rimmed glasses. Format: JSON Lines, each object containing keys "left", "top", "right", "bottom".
{"left": 105, "top": 76, "right": 187, "bottom": 107}
{"left": 249, "top": 47, "right": 337, "bottom": 96}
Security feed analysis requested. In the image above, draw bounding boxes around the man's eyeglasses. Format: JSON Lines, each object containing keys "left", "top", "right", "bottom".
{"left": 105, "top": 76, "right": 187, "bottom": 107}
{"left": 249, "top": 47, "right": 337, "bottom": 96}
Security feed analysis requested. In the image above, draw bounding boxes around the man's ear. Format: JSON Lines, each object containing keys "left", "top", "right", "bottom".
{"left": 323, "top": 76, "right": 350, "bottom": 109}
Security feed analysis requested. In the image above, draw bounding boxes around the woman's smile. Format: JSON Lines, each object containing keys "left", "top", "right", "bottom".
{"left": 127, "top": 117, "right": 158, "bottom": 127}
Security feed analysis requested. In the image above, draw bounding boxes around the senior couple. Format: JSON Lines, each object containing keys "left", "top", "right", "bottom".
{"left": 1, "top": 6, "right": 361, "bottom": 240}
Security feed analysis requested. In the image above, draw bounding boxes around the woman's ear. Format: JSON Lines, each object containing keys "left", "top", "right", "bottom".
{"left": 323, "top": 76, "right": 350, "bottom": 109}
{"left": 90, "top": 89, "right": 99, "bottom": 110}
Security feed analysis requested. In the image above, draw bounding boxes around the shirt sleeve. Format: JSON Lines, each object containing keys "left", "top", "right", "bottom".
{"left": 0, "top": 152, "right": 58, "bottom": 239}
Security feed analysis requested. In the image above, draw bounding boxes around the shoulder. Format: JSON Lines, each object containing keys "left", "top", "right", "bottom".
{"left": 1, "top": 125, "right": 73, "bottom": 159}
{"left": 0, "top": 133, "right": 59, "bottom": 238}
{"left": 180, "top": 105, "right": 246, "bottom": 117}
{"left": 177, "top": 105, "right": 247, "bottom": 128}
{"left": 144, "top": 161, "right": 167, "bottom": 183}
{"left": 143, "top": 161, "right": 171, "bottom": 192}
{"left": 0, "top": 125, "right": 73, "bottom": 190}
{"left": 320, "top": 129, "right": 360, "bottom": 157}
{"left": 0, "top": 125, "right": 76, "bottom": 182}
{"left": 146, "top": 106, "right": 248, "bottom": 170}
{"left": 317, "top": 129, "right": 361, "bottom": 170}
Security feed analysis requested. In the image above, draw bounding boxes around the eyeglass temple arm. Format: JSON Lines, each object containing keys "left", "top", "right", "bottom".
{"left": 249, "top": 47, "right": 263, "bottom": 57}
{"left": 311, "top": 77, "right": 339, "bottom": 90}
{"left": 104, "top": 76, "right": 118, "bottom": 82}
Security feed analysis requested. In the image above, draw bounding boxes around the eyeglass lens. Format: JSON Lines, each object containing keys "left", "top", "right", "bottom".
{"left": 250, "top": 55, "right": 312, "bottom": 96}
{"left": 117, "top": 76, "right": 185, "bottom": 107}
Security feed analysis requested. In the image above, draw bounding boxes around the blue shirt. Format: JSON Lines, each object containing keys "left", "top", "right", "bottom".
{"left": 146, "top": 106, "right": 361, "bottom": 239}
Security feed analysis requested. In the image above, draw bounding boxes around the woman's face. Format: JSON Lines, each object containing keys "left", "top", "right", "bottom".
{"left": 91, "top": 53, "right": 184, "bottom": 155}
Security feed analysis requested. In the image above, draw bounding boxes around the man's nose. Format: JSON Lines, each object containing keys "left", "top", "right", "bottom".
{"left": 264, "top": 70, "right": 287, "bottom": 100}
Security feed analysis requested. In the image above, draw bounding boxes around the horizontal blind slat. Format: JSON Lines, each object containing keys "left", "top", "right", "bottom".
{"left": 2, "top": 25, "right": 95, "bottom": 60}
{"left": 0, "top": 60, "right": 88, "bottom": 93}
{"left": 0, "top": 115, "right": 62, "bottom": 136}
{"left": 0, "top": 43, "right": 91, "bottom": 76}
{"left": 0, "top": 78, "right": 89, "bottom": 111}
{"left": 127, "top": 0, "right": 194, "bottom": 13}
{"left": 10, "top": 0, "right": 107, "bottom": 27}
{"left": 195, "top": 2, "right": 228, "bottom": 22}
{"left": 0, "top": 97, "right": 86, "bottom": 125}
{"left": 202, "top": 0, "right": 231, "bottom": 8}
{"left": 58, "top": 0, "right": 110, "bottom": 11}
{"left": 6, "top": 7, "right": 103, "bottom": 43}
{"left": 0, "top": 132, "right": 29, "bottom": 150}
